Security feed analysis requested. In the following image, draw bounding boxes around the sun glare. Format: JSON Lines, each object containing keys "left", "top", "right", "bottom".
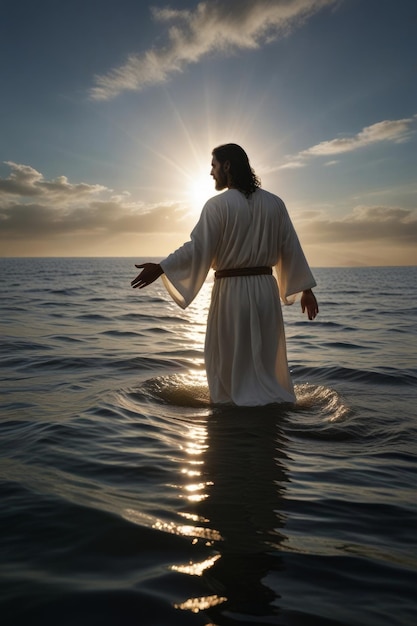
{"left": 188, "top": 172, "right": 219, "bottom": 213}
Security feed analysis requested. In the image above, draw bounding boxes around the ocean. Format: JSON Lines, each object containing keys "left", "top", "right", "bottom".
{"left": 0, "top": 258, "right": 416, "bottom": 626}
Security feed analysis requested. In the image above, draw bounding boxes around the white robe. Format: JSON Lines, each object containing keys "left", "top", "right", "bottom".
{"left": 160, "top": 188, "right": 316, "bottom": 406}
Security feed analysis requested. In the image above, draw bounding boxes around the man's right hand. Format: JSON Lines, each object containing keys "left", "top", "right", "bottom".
{"left": 131, "top": 263, "right": 164, "bottom": 289}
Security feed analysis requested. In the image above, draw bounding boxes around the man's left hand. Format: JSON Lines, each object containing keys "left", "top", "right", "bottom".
{"left": 301, "top": 289, "right": 319, "bottom": 320}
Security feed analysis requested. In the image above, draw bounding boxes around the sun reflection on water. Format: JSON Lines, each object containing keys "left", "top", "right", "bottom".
{"left": 124, "top": 375, "right": 233, "bottom": 617}
{"left": 174, "top": 594, "right": 227, "bottom": 613}
{"left": 168, "top": 412, "right": 229, "bottom": 614}
{"left": 152, "top": 519, "right": 221, "bottom": 542}
{"left": 177, "top": 422, "right": 214, "bottom": 511}
{"left": 171, "top": 553, "right": 221, "bottom": 576}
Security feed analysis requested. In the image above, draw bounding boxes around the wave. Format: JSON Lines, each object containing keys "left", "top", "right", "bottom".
{"left": 119, "top": 374, "right": 352, "bottom": 433}
{"left": 292, "top": 364, "right": 416, "bottom": 386}
{"left": 125, "top": 374, "right": 211, "bottom": 409}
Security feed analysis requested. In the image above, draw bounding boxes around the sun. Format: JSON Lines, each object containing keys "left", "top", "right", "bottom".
{"left": 187, "top": 171, "right": 219, "bottom": 213}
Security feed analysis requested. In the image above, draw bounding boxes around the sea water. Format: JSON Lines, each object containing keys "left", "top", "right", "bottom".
{"left": 0, "top": 258, "right": 416, "bottom": 625}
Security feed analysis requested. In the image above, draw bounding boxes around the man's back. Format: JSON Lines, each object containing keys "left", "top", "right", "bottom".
{"left": 203, "top": 188, "right": 289, "bottom": 271}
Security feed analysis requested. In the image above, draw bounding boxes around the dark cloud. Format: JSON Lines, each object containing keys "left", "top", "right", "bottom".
{"left": 298, "top": 205, "right": 417, "bottom": 245}
{"left": 0, "top": 162, "right": 193, "bottom": 240}
{"left": 2, "top": 162, "right": 415, "bottom": 264}
{"left": 0, "top": 162, "right": 106, "bottom": 200}
{"left": 0, "top": 200, "right": 189, "bottom": 238}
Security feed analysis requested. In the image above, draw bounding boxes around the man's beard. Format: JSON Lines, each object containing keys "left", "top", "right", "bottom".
{"left": 214, "top": 171, "right": 228, "bottom": 191}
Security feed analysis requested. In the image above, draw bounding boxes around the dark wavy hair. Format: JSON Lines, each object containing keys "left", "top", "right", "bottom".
{"left": 212, "top": 143, "right": 261, "bottom": 197}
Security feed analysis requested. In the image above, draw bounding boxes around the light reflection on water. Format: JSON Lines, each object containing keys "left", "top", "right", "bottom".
{"left": 174, "top": 593, "right": 228, "bottom": 614}
{"left": 118, "top": 391, "right": 293, "bottom": 620}
{"left": 164, "top": 404, "right": 291, "bottom": 620}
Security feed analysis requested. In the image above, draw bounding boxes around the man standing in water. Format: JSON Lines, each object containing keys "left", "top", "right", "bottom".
{"left": 131, "top": 144, "right": 318, "bottom": 406}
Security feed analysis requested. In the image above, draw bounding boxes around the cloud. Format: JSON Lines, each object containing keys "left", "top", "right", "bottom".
{"left": 0, "top": 162, "right": 107, "bottom": 203}
{"left": 90, "top": 0, "right": 337, "bottom": 100}
{"left": 297, "top": 204, "right": 417, "bottom": 245}
{"left": 0, "top": 162, "right": 192, "bottom": 241}
{"left": 276, "top": 160, "right": 305, "bottom": 170}
{"left": 2, "top": 162, "right": 415, "bottom": 263}
{"left": 300, "top": 116, "right": 417, "bottom": 157}
{"left": 277, "top": 115, "right": 417, "bottom": 169}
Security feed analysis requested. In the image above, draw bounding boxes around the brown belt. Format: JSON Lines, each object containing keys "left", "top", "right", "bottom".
{"left": 214, "top": 266, "right": 272, "bottom": 279}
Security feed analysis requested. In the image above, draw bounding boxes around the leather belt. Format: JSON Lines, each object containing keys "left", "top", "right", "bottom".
{"left": 214, "top": 266, "right": 272, "bottom": 279}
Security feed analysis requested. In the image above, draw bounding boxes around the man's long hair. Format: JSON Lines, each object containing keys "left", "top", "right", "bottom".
{"left": 212, "top": 143, "right": 261, "bottom": 197}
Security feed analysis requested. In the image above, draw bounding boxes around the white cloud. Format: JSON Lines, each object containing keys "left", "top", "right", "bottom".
{"left": 90, "top": 0, "right": 337, "bottom": 100}
{"left": 276, "top": 115, "right": 417, "bottom": 169}
{"left": 277, "top": 160, "right": 306, "bottom": 170}
{"left": 300, "top": 116, "right": 417, "bottom": 157}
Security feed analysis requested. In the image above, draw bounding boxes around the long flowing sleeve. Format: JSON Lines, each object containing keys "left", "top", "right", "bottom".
{"left": 160, "top": 202, "right": 221, "bottom": 309}
{"left": 275, "top": 200, "right": 316, "bottom": 305}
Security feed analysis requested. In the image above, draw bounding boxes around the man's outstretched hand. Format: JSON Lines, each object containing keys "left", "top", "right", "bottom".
{"left": 131, "top": 263, "right": 164, "bottom": 289}
{"left": 301, "top": 289, "right": 319, "bottom": 320}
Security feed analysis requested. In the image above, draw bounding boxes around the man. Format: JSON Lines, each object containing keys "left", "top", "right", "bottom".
{"left": 131, "top": 143, "right": 318, "bottom": 406}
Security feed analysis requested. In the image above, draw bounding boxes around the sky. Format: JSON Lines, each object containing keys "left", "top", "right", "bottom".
{"left": 0, "top": 0, "right": 416, "bottom": 266}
